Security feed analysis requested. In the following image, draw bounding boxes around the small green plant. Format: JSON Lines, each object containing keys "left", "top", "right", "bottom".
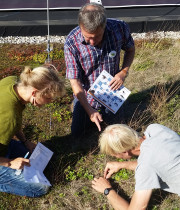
{"left": 64, "top": 166, "right": 77, "bottom": 181}
{"left": 110, "top": 159, "right": 133, "bottom": 181}
{"left": 102, "top": 204, "right": 109, "bottom": 210}
{"left": 64, "top": 165, "right": 94, "bottom": 182}
{"left": 112, "top": 168, "right": 131, "bottom": 181}
{"left": 134, "top": 59, "right": 154, "bottom": 72}
{"left": 83, "top": 170, "right": 94, "bottom": 180}
{"left": 74, "top": 192, "right": 79, "bottom": 197}
{"left": 81, "top": 186, "right": 89, "bottom": 195}
{"left": 52, "top": 107, "right": 72, "bottom": 122}
{"left": 59, "top": 193, "right": 65, "bottom": 198}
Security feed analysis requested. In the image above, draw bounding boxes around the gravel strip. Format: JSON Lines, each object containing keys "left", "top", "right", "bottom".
{"left": 0, "top": 31, "right": 180, "bottom": 44}
{"left": 0, "top": 35, "right": 66, "bottom": 44}
{"left": 132, "top": 31, "right": 180, "bottom": 40}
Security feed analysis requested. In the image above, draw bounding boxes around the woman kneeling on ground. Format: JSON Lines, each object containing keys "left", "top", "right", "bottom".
{"left": 0, "top": 65, "right": 64, "bottom": 197}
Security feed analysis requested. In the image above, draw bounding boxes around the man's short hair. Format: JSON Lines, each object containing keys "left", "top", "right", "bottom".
{"left": 78, "top": 3, "right": 107, "bottom": 33}
{"left": 99, "top": 124, "right": 140, "bottom": 155}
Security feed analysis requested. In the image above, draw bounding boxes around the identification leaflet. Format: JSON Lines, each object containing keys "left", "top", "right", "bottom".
{"left": 88, "top": 70, "right": 131, "bottom": 114}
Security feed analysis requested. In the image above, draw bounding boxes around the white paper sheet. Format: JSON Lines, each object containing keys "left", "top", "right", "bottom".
{"left": 23, "top": 142, "right": 53, "bottom": 186}
{"left": 88, "top": 70, "right": 131, "bottom": 114}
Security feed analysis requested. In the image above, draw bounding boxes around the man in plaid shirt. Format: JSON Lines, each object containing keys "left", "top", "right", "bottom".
{"left": 65, "top": 2, "right": 135, "bottom": 138}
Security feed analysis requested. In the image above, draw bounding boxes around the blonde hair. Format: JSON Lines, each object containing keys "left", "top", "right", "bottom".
{"left": 99, "top": 124, "right": 140, "bottom": 155}
{"left": 19, "top": 65, "right": 65, "bottom": 98}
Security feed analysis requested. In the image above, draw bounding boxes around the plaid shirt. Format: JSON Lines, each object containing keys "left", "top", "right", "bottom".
{"left": 65, "top": 19, "right": 134, "bottom": 108}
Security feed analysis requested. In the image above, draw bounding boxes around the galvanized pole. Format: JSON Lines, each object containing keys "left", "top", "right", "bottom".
{"left": 47, "top": 0, "right": 50, "bottom": 62}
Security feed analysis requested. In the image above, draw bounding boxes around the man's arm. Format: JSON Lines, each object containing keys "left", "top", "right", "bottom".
{"left": 92, "top": 177, "right": 152, "bottom": 210}
{"left": 109, "top": 46, "right": 135, "bottom": 90}
{"left": 121, "top": 46, "right": 135, "bottom": 74}
{"left": 129, "top": 190, "right": 152, "bottom": 210}
{"left": 70, "top": 78, "right": 103, "bottom": 131}
{"left": 106, "top": 188, "right": 152, "bottom": 210}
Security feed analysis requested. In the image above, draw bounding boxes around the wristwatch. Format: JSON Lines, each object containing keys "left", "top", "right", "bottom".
{"left": 104, "top": 187, "right": 113, "bottom": 195}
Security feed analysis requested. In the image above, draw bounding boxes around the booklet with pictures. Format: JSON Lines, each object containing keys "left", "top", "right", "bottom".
{"left": 88, "top": 70, "right": 131, "bottom": 114}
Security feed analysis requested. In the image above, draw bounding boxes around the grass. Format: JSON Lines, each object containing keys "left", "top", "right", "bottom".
{"left": 0, "top": 35, "right": 180, "bottom": 210}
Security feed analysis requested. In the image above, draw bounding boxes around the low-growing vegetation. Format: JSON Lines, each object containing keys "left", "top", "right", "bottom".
{"left": 0, "top": 35, "right": 180, "bottom": 210}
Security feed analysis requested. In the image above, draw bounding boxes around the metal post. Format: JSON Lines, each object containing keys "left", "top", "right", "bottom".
{"left": 47, "top": 0, "right": 50, "bottom": 63}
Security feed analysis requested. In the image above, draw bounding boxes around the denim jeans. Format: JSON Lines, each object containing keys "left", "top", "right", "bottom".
{"left": 71, "top": 98, "right": 124, "bottom": 138}
{"left": 71, "top": 98, "right": 94, "bottom": 138}
{"left": 0, "top": 140, "right": 49, "bottom": 197}
{"left": 5, "top": 139, "right": 29, "bottom": 159}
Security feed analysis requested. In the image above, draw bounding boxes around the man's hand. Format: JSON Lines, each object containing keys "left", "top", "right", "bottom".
{"left": 109, "top": 70, "right": 127, "bottom": 91}
{"left": 92, "top": 177, "right": 112, "bottom": 193}
{"left": 89, "top": 110, "right": 103, "bottom": 131}
{"left": 104, "top": 161, "right": 138, "bottom": 179}
{"left": 9, "top": 158, "right": 30, "bottom": 169}
{"left": 104, "top": 162, "right": 124, "bottom": 179}
{"left": 25, "top": 141, "right": 36, "bottom": 153}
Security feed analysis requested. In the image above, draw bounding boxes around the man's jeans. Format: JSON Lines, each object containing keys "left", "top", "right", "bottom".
{"left": 71, "top": 98, "right": 124, "bottom": 138}
{"left": 0, "top": 140, "right": 49, "bottom": 197}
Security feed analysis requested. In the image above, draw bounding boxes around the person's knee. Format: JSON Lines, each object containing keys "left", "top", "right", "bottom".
{"left": 38, "top": 185, "right": 49, "bottom": 197}
{"left": 28, "top": 184, "right": 50, "bottom": 197}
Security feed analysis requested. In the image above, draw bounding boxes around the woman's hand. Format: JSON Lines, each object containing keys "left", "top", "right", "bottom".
{"left": 9, "top": 158, "right": 30, "bottom": 169}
